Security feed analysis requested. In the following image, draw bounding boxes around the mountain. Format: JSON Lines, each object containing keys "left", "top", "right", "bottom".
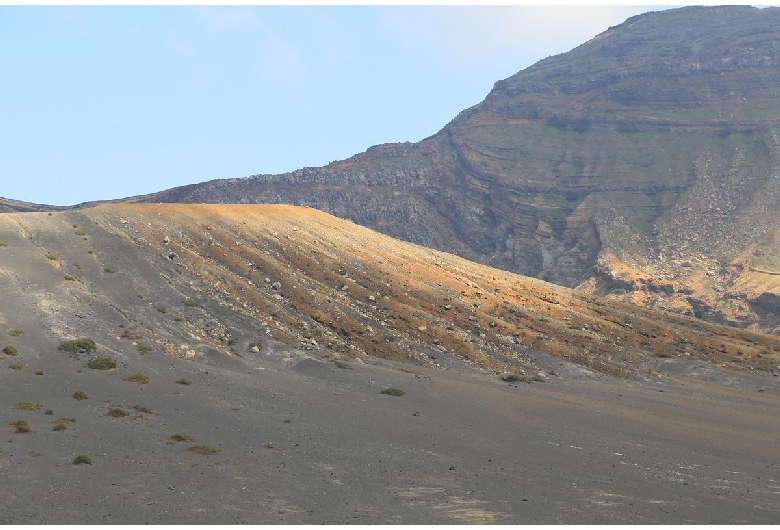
{"left": 137, "top": 6, "right": 780, "bottom": 335}
{"left": 2, "top": 203, "right": 780, "bottom": 523}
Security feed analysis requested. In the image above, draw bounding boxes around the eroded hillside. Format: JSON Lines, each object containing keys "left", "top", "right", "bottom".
{"left": 2, "top": 203, "right": 779, "bottom": 380}
{"left": 135, "top": 6, "right": 780, "bottom": 336}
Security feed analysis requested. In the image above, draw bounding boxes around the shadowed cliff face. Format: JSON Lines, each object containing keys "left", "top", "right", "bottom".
{"left": 135, "top": 6, "right": 780, "bottom": 334}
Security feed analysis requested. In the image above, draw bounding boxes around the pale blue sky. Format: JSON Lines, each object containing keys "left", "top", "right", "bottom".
{"left": 1, "top": 5, "right": 671, "bottom": 206}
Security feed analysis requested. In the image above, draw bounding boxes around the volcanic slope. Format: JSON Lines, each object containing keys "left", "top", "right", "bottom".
{"left": 1, "top": 203, "right": 780, "bottom": 523}
{"left": 137, "top": 6, "right": 780, "bottom": 334}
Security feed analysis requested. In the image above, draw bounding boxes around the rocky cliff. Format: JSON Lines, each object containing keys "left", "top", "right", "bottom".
{"left": 139, "top": 6, "right": 780, "bottom": 333}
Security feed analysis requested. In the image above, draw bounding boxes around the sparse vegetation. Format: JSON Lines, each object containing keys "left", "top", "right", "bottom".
{"left": 72, "top": 390, "right": 89, "bottom": 401}
{"left": 35, "top": 370, "right": 44, "bottom": 375}
{"left": 170, "top": 433, "right": 196, "bottom": 442}
{"left": 132, "top": 405, "right": 153, "bottom": 414}
{"left": 187, "top": 444, "right": 222, "bottom": 455}
{"left": 333, "top": 359, "right": 352, "bottom": 369}
{"left": 73, "top": 455, "right": 93, "bottom": 465}
{"left": 380, "top": 387, "right": 405, "bottom": 397}
{"left": 136, "top": 344, "right": 152, "bottom": 355}
{"left": 227, "top": 337, "right": 239, "bottom": 346}
{"left": 10, "top": 420, "right": 32, "bottom": 433}
{"left": 123, "top": 373, "right": 151, "bottom": 384}
{"left": 87, "top": 357, "right": 116, "bottom": 370}
{"left": 175, "top": 378, "right": 193, "bottom": 386}
{"left": 120, "top": 329, "right": 138, "bottom": 340}
{"left": 52, "top": 417, "right": 76, "bottom": 431}
{"left": 105, "top": 407, "right": 129, "bottom": 418}
{"left": 74, "top": 229, "right": 86, "bottom": 237}
{"left": 9, "top": 363, "right": 23, "bottom": 370}
{"left": 64, "top": 274, "right": 75, "bottom": 281}
{"left": 104, "top": 267, "right": 116, "bottom": 274}
{"left": 59, "top": 338, "right": 96, "bottom": 354}
{"left": 46, "top": 252, "right": 58, "bottom": 260}
{"left": 155, "top": 306, "right": 167, "bottom": 313}
{"left": 14, "top": 401, "right": 44, "bottom": 411}
{"left": 0, "top": 241, "right": 6, "bottom": 247}
{"left": 183, "top": 298, "right": 199, "bottom": 307}
{"left": 3, "top": 345, "right": 19, "bottom": 356}
{"left": 502, "top": 374, "right": 546, "bottom": 384}
{"left": 8, "top": 329, "right": 23, "bottom": 337}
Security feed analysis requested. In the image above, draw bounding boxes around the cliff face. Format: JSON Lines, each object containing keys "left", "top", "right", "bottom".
{"left": 141, "top": 6, "right": 780, "bottom": 333}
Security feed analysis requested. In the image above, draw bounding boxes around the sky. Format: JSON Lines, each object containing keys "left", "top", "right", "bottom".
{"left": 0, "top": 4, "right": 691, "bottom": 206}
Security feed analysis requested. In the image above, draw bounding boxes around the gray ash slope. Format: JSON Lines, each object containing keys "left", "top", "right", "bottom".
{"left": 1, "top": 204, "right": 780, "bottom": 523}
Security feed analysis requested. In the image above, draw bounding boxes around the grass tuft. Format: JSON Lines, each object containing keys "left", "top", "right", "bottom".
{"left": 333, "top": 359, "right": 352, "bottom": 369}
{"left": 72, "top": 390, "right": 89, "bottom": 401}
{"left": 380, "top": 387, "right": 405, "bottom": 397}
{"left": 183, "top": 298, "right": 200, "bottom": 307}
{"left": 59, "top": 338, "right": 96, "bottom": 354}
{"left": 10, "top": 420, "right": 32, "bottom": 433}
{"left": 175, "top": 378, "right": 193, "bottom": 386}
{"left": 9, "top": 363, "right": 23, "bottom": 370}
{"left": 105, "top": 407, "right": 129, "bottom": 418}
{"left": 87, "top": 357, "right": 116, "bottom": 370}
{"left": 187, "top": 444, "right": 222, "bottom": 455}
{"left": 14, "top": 401, "right": 44, "bottom": 411}
{"left": 123, "top": 372, "right": 151, "bottom": 384}
{"left": 8, "top": 329, "right": 23, "bottom": 337}
{"left": 73, "top": 455, "right": 93, "bottom": 465}
{"left": 3, "top": 345, "right": 19, "bottom": 356}
{"left": 170, "top": 433, "right": 196, "bottom": 443}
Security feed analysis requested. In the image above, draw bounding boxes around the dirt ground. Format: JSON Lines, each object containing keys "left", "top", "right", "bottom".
{"left": 1, "top": 206, "right": 779, "bottom": 523}
{"left": 1, "top": 340, "right": 779, "bottom": 524}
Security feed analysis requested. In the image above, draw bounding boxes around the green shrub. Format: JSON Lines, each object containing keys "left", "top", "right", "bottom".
{"left": 105, "top": 407, "right": 129, "bottom": 418}
{"left": 73, "top": 455, "right": 93, "bottom": 465}
{"left": 170, "top": 433, "right": 196, "bottom": 442}
{"left": 227, "top": 337, "right": 239, "bottom": 346}
{"left": 8, "top": 329, "right": 23, "bottom": 337}
{"left": 74, "top": 230, "right": 86, "bottom": 237}
{"left": 87, "top": 357, "right": 116, "bottom": 370}
{"left": 9, "top": 363, "right": 23, "bottom": 370}
{"left": 155, "top": 306, "right": 167, "bottom": 313}
{"left": 133, "top": 405, "right": 153, "bottom": 414}
{"left": 52, "top": 417, "right": 76, "bottom": 431}
{"left": 46, "top": 252, "right": 58, "bottom": 260}
{"left": 103, "top": 267, "right": 116, "bottom": 274}
{"left": 14, "top": 401, "right": 44, "bottom": 411}
{"left": 175, "top": 378, "right": 193, "bottom": 386}
{"left": 3, "top": 345, "right": 19, "bottom": 356}
{"left": 123, "top": 373, "right": 150, "bottom": 384}
{"left": 333, "top": 359, "right": 352, "bottom": 369}
{"left": 136, "top": 344, "right": 152, "bottom": 355}
{"left": 183, "top": 298, "right": 199, "bottom": 307}
{"left": 187, "top": 444, "right": 222, "bottom": 455}
{"left": 10, "top": 420, "right": 32, "bottom": 433}
{"left": 72, "top": 390, "right": 89, "bottom": 401}
{"left": 380, "top": 388, "right": 405, "bottom": 397}
{"left": 0, "top": 241, "right": 6, "bottom": 247}
{"left": 64, "top": 274, "right": 75, "bottom": 281}
{"left": 59, "top": 338, "right": 96, "bottom": 354}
